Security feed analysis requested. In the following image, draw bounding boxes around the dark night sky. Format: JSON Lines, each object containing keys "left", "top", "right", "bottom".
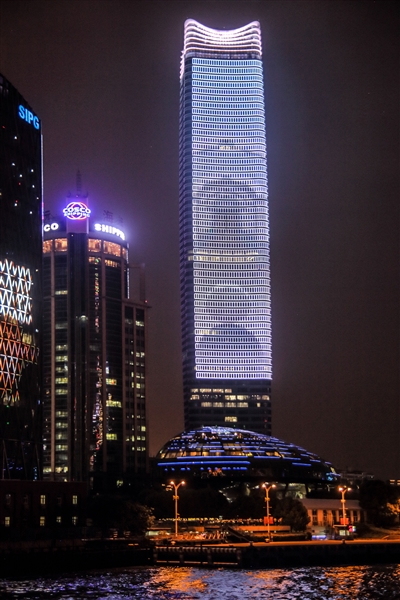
{"left": 1, "top": 0, "right": 398, "bottom": 479}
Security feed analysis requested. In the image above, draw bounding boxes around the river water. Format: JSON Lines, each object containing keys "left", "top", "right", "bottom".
{"left": 1, "top": 564, "right": 399, "bottom": 599}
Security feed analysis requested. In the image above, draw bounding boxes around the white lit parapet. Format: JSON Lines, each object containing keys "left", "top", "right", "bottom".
{"left": 181, "top": 19, "right": 262, "bottom": 78}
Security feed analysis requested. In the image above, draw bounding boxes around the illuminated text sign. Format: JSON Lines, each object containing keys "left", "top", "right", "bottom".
{"left": 93, "top": 223, "right": 125, "bottom": 241}
{"left": 63, "top": 202, "right": 91, "bottom": 220}
{"left": 43, "top": 223, "right": 60, "bottom": 232}
{"left": 18, "top": 105, "right": 40, "bottom": 130}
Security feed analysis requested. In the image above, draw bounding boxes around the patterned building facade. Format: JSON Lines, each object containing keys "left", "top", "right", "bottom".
{"left": 179, "top": 21, "right": 272, "bottom": 433}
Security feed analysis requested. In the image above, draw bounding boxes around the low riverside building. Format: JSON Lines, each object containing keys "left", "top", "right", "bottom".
{"left": 0, "top": 480, "right": 88, "bottom": 531}
{"left": 302, "top": 498, "right": 365, "bottom": 528}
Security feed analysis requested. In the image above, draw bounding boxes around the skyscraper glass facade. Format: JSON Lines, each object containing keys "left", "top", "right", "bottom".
{"left": 179, "top": 21, "right": 272, "bottom": 433}
{"left": 0, "top": 74, "right": 42, "bottom": 479}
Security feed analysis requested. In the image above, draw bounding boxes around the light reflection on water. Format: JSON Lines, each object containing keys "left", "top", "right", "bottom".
{"left": 1, "top": 564, "right": 400, "bottom": 599}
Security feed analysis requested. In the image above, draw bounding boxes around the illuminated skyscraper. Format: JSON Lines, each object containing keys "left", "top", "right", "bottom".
{"left": 0, "top": 74, "right": 42, "bottom": 479}
{"left": 42, "top": 192, "right": 148, "bottom": 487}
{"left": 179, "top": 21, "right": 272, "bottom": 433}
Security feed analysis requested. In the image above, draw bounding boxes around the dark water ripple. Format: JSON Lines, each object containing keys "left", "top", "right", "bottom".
{"left": 1, "top": 564, "right": 400, "bottom": 599}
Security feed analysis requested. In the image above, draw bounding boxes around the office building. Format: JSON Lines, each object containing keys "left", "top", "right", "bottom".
{"left": 179, "top": 21, "right": 272, "bottom": 433}
{"left": 42, "top": 191, "right": 148, "bottom": 487}
{"left": 0, "top": 74, "right": 42, "bottom": 479}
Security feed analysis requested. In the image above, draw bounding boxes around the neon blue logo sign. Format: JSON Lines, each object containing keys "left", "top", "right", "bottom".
{"left": 18, "top": 105, "right": 40, "bottom": 130}
{"left": 63, "top": 202, "right": 91, "bottom": 220}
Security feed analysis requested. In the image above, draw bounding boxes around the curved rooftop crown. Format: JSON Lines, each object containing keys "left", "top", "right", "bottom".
{"left": 181, "top": 20, "right": 262, "bottom": 77}
{"left": 157, "top": 426, "right": 338, "bottom": 484}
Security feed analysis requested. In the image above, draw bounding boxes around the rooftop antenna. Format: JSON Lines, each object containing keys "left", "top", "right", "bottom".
{"left": 76, "top": 170, "right": 82, "bottom": 196}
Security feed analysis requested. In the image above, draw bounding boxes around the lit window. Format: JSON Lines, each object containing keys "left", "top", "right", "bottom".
{"left": 55, "top": 356, "right": 68, "bottom": 363}
{"left": 4, "top": 517, "right": 10, "bottom": 527}
{"left": 106, "top": 433, "right": 118, "bottom": 440}
{"left": 103, "top": 241, "right": 121, "bottom": 257}
{"left": 56, "top": 516, "right": 62, "bottom": 524}
{"left": 72, "top": 516, "right": 78, "bottom": 525}
{"left": 54, "top": 238, "right": 68, "bottom": 252}
{"left": 40, "top": 495, "right": 46, "bottom": 505}
{"left": 40, "top": 516, "right": 46, "bottom": 527}
{"left": 43, "top": 240, "right": 53, "bottom": 253}
{"left": 72, "top": 495, "right": 78, "bottom": 505}
{"left": 225, "top": 416, "right": 237, "bottom": 423}
{"left": 106, "top": 399, "right": 122, "bottom": 408}
{"left": 105, "top": 259, "right": 119, "bottom": 268}
{"left": 88, "top": 239, "right": 102, "bottom": 252}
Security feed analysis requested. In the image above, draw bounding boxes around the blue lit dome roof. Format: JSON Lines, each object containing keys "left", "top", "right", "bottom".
{"left": 156, "top": 426, "right": 338, "bottom": 484}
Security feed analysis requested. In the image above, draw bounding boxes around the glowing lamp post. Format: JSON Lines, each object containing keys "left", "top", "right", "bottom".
{"left": 339, "top": 486, "right": 351, "bottom": 525}
{"left": 262, "top": 483, "right": 276, "bottom": 541}
{"left": 170, "top": 480, "right": 185, "bottom": 536}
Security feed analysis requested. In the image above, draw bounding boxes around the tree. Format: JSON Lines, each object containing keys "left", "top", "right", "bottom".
{"left": 89, "top": 494, "right": 154, "bottom": 535}
{"left": 273, "top": 497, "right": 310, "bottom": 531}
{"left": 359, "top": 480, "right": 399, "bottom": 527}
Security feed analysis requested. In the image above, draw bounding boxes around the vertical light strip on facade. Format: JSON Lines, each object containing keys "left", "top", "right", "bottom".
{"left": 180, "top": 20, "right": 272, "bottom": 380}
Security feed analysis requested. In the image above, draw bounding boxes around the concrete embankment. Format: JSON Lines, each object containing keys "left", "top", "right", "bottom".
{"left": 153, "top": 540, "right": 400, "bottom": 569}
{"left": 0, "top": 539, "right": 152, "bottom": 577}
{"left": 1, "top": 540, "right": 400, "bottom": 577}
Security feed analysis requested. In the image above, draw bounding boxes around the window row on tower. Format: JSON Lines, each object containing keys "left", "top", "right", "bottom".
{"left": 193, "top": 71, "right": 263, "bottom": 80}
{"left": 193, "top": 108, "right": 264, "bottom": 117}
{"left": 192, "top": 94, "right": 263, "bottom": 102}
{"left": 192, "top": 58, "right": 262, "bottom": 70}
{"left": 192, "top": 102, "right": 264, "bottom": 111}
{"left": 193, "top": 293, "right": 270, "bottom": 302}
{"left": 193, "top": 121, "right": 265, "bottom": 130}
{"left": 192, "top": 147, "right": 266, "bottom": 156}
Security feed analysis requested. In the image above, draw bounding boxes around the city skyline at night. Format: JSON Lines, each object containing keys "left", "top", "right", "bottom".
{"left": 0, "top": 1, "right": 398, "bottom": 480}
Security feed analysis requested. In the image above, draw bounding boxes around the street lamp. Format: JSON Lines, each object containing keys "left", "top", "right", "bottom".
{"left": 170, "top": 480, "right": 185, "bottom": 536}
{"left": 339, "top": 486, "right": 351, "bottom": 525}
{"left": 262, "top": 483, "right": 276, "bottom": 541}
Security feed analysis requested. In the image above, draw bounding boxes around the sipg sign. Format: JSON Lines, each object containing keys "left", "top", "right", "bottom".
{"left": 63, "top": 202, "right": 91, "bottom": 220}
{"left": 18, "top": 105, "right": 40, "bottom": 130}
